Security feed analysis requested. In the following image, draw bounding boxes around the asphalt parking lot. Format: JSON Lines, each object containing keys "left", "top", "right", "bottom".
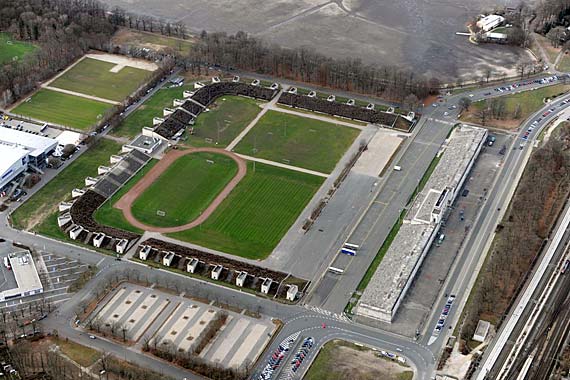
{"left": 358, "top": 132, "right": 512, "bottom": 336}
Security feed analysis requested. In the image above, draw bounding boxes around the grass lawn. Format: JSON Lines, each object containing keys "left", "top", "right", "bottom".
{"left": 557, "top": 53, "right": 570, "bottom": 72}
{"left": 305, "top": 340, "right": 413, "bottom": 380}
{"left": 0, "top": 33, "right": 36, "bottom": 64}
{"left": 461, "top": 84, "right": 570, "bottom": 130}
{"left": 93, "top": 159, "right": 158, "bottom": 233}
{"left": 53, "top": 337, "right": 101, "bottom": 367}
{"left": 185, "top": 96, "right": 262, "bottom": 147}
{"left": 12, "top": 89, "right": 111, "bottom": 130}
{"left": 234, "top": 110, "right": 360, "bottom": 173}
{"left": 130, "top": 152, "right": 238, "bottom": 228}
{"left": 10, "top": 139, "right": 121, "bottom": 231}
{"left": 111, "top": 84, "right": 196, "bottom": 138}
{"left": 533, "top": 33, "right": 561, "bottom": 64}
{"left": 168, "top": 162, "right": 323, "bottom": 259}
{"left": 113, "top": 28, "right": 194, "bottom": 55}
{"left": 50, "top": 57, "right": 151, "bottom": 101}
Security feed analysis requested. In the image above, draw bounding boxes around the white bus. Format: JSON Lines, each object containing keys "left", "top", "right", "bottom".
{"left": 344, "top": 243, "right": 359, "bottom": 251}
{"left": 328, "top": 266, "right": 344, "bottom": 275}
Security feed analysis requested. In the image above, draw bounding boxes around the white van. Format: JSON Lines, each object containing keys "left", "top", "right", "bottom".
{"left": 394, "top": 165, "right": 402, "bottom": 171}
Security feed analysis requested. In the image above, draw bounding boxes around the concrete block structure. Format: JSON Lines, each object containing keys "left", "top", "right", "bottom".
{"left": 473, "top": 320, "right": 491, "bottom": 343}
{"left": 71, "top": 188, "right": 85, "bottom": 198}
{"left": 162, "top": 251, "right": 175, "bottom": 266}
{"left": 186, "top": 258, "right": 199, "bottom": 273}
{"left": 236, "top": 271, "right": 248, "bottom": 287}
{"left": 287, "top": 285, "right": 299, "bottom": 301}
{"left": 69, "top": 225, "right": 84, "bottom": 240}
{"left": 92, "top": 232, "right": 106, "bottom": 248}
{"left": 211, "top": 265, "right": 223, "bottom": 280}
{"left": 116, "top": 239, "right": 129, "bottom": 254}
{"left": 139, "top": 245, "right": 152, "bottom": 260}
{"left": 261, "top": 278, "right": 272, "bottom": 294}
{"left": 356, "top": 125, "right": 487, "bottom": 323}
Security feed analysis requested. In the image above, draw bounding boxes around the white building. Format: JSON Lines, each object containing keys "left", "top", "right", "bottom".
{"left": 261, "top": 278, "right": 272, "bottom": 294}
{"left": 0, "top": 144, "right": 29, "bottom": 191}
{"left": 0, "top": 127, "right": 57, "bottom": 168}
{"left": 477, "top": 15, "right": 505, "bottom": 32}
{"left": 0, "top": 251, "right": 43, "bottom": 302}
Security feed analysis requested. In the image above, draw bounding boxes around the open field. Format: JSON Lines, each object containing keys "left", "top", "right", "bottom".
{"left": 0, "top": 32, "right": 36, "bottom": 64}
{"left": 234, "top": 110, "right": 360, "bottom": 173}
{"left": 94, "top": 159, "right": 159, "bottom": 233}
{"left": 305, "top": 340, "right": 413, "bottom": 380}
{"left": 186, "top": 95, "right": 262, "bottom": 147}
{"left": 111, "top": 84, "right": 196, "bottom": 138}
{"left": 130, "top": 152, "right": 238, "bottom": 228}
{"left": 10, "top": 139, "right": 121, "bottom": 231}
{"left": 50, "top": 57, "right": 151, "bottom": 101}
{"left": 11, "top": 89, "right": 111, "bottom": 130}
{"left": 100, "top": 0, "right": 532, "bottom": 80}
{"left": 112, "top": 28, "right": 194, "bottom": 55}
{"left": 168, "top": 161, "right": 323, "bottom": 259}
{"left": 532, "top": 33, "right": 561, "bottom": 64}
{"left": 460, "top": 84, "right": 570, "bottom": 130}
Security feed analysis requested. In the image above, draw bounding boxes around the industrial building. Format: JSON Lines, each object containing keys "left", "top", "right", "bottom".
{"left": 477, "top": 14, "right": 505, "bottom": 32}
{"left": 0, "top": 127, "right": 58, "bottom": 168}
{"left": 0, "top": 144, "right": 29, "bottom": 191}
{"left": 356, "top": 125, "right": 487, "bottom": 323}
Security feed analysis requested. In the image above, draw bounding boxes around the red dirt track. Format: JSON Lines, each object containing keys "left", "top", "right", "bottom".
{"left": 114, "top": 147, "right": 247, "bottom": 233}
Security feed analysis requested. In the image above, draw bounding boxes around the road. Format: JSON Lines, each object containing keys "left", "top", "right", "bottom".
{"left": 3, "top": 72, "right": 570, "bottom": 380}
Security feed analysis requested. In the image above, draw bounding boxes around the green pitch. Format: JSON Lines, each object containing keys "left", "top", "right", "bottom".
{"left": 50, "top": 57, "right": 152, "bottom": 101}
{"left": 168, "top": 162, "right": 323, "bottom": 260}
{"left": 187, "top": 96, "right": 262, "bottom": 147}
{"left": 11, "top": 89, "right": 111, "bottom": 130}
{"left": 234, "top": 110, "right": 360, "bottom": 173}
{"left": 0, "top": 33, "right": 36, "bottom": 64}
{"left": 130, "top": 152, "right": 238, "bottom": 228}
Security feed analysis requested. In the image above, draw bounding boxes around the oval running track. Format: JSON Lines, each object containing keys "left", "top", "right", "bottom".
{"left": 114, "top": 147, "right": 247, "bottom": 233}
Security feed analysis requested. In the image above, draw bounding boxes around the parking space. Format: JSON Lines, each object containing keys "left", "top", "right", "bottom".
{"left": 0, "top": 242, "right": 18, "bottom": 292}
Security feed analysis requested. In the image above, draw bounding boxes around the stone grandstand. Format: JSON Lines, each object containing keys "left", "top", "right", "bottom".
{"left": 152, "top": 82, "right": 278, "bottom": 140}
{"left": 356, "top": 125, "right": 487, "bottom": 323}
{"left": 57, "top": 149, "right": 151, "bottom": 253}
{"left": 139, "top": 238, "right": 307, "bottom": 299}
{"left": 278, "top": 93, "right": 415, "bottom": 131}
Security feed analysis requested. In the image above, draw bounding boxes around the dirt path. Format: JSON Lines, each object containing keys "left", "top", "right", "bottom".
{"left": 114, "top": 147, "right": 247, "bottom": 233}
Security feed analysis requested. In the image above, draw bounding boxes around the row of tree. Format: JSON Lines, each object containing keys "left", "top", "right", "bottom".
{"left": 0, "top": 0, "right": 116, "bottom": 105}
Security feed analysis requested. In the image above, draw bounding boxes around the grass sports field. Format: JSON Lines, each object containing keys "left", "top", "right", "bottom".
{"left": 234, "top": 110, "right": 360, "bottom": 173}
{"left": 186, "top": 96, "right": 262, "bottom": 147}
{"left": 12, "top": 89, "right": 111, "bottom": 130}
{"left": 130, "top": 152, "right": 238, "bottom": 228}
{"left": 50, "top": 57, "right": 151, "bottom": 101}
{"left": 93, "top": 159, "right": 159, "bottom": 234}
{"left": 0, "top": 33, "right": 36, "bottom": 64}
{"left": 168, "top": 162, "right": 323, "bottom": 259}
{"left": 111, "top": 84, "right": 195, "bottom": 138}
{"left": 11, "top": 139, "right": 121, "bottom": 231}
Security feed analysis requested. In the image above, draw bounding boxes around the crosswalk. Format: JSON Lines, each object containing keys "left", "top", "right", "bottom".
{"left": 304, "top": 305, "right": 350, "bottom": 322}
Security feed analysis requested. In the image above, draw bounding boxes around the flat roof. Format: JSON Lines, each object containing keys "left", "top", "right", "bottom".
{"left": 0, "top": 144, "right": 28, "bottom": 179}
{"left": 358, "top": 125, "right": 487, "bottom": 318}
{"left": 8, "top": 251, "right": 43, "bottom": 293}
{"left": 0, "top": 126, "right": 58, "bottom": 157}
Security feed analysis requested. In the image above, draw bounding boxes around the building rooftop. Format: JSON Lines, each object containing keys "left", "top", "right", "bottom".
{"left": 0, "top": 126, "right": 58, "bottom": 157}
{"left": 0, "top": 144, "right": 28, "bottom": 178}
{"left": 358, "top": 125, "right": 487, "bottom": 319}
{"left": 8, "top": 251, "right": 43, "bottom": 294}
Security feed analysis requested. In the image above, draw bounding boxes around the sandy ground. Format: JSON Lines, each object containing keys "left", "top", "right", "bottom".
{"left": 85, "top": 53, "right": 158, "bottom": 71}
{"left": 100, "top": 0, "right": 534, "bottom": 81}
